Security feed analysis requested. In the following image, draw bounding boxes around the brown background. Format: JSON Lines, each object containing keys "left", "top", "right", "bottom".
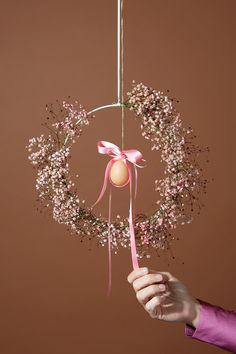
{"left": 1, "top": 0, "right": 236, "bottom": 353}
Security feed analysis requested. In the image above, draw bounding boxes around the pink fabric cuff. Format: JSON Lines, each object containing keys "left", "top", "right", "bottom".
{"left": 185, "top": 299, "right": 236, "bottom": 353}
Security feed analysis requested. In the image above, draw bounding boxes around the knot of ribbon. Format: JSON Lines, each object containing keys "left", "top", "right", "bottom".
{"left": 90, "top": 141, "right": 146, "bottom": 297}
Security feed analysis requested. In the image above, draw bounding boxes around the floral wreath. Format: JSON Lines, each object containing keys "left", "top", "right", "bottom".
{"left": 26, "top": 81, "right": 209, "bottom": 260}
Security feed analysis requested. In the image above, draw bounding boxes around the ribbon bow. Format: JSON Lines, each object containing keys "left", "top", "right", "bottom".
{"left": 91, "top": 141, "right": 146, "bottom": 296}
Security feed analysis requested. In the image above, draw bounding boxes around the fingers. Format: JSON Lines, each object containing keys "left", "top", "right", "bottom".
{"left": 127, "top": 268, "right": 175, "bottom": 285}
{"left": 127, "top": 267, "right": 149, "bottom": 284}
{"left": 149, "top": 270, "right": 176, "bottom": 282}
{"left": 145, "top": 296, "right": 165, "bottom": 319}
{"left": 136, "top": 283, "right": 166, "bottom": 305}
{"left": 127, "top": 268, "right": 180, "bottom": 321}
{"left": 132, "top": 273, "right": 169, "bottom": 293}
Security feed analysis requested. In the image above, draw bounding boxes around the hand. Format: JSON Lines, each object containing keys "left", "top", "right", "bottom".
{"left": 127, "top": 267, "right": 201, "bottom": 328}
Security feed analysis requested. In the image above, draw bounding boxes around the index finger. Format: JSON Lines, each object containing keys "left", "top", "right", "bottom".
{"left": 127, "top": 267, "right": 149, "bottom": 284}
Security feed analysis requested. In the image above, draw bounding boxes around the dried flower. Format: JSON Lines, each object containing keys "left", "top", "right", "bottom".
{"left": 26, "top": 83, "right": 210, "bottom": 259}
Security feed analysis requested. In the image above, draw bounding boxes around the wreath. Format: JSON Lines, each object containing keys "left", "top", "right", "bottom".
{"left": 26, "top": 81, "right": 209, "bottom": 260}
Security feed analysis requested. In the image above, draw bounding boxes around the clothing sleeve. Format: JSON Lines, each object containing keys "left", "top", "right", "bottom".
{"left": 185, "top": 299, "right": 236, "bottom": 353}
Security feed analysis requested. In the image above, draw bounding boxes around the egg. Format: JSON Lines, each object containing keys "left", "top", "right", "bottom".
{"left": 109, "top": 159, "right": 130, "bottom": 187}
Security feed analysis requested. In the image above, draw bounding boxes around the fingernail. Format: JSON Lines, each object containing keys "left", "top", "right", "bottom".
{"left": 159, "top": 284, "right": 165, "bottom": 291}
{"left": 140, "top": 267, "right": 148, "bottom": 274}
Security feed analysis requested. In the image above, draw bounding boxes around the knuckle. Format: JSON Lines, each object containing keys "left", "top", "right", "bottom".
{"left": 145, "top": 302, "right": 152, "bottom": 311}
{"left": 136, "top": 291, "right": 143, "bottom": 303}
{"left": 150, "top": 284, "right": 158, "bottom": 293}
{"left": 154, "top": 296, "right": 161, "bottom": 305}
{"left": 127, "top": 274, "right": 133, "bottom": 283}
{"left": 132, "top": 279, "right": 139, "bottom": 291}
{"left": 147, "top": 274, "right": 155, "bottom": 283}
{"left": 141, "top": 274, "right": 152, "bottom": 284}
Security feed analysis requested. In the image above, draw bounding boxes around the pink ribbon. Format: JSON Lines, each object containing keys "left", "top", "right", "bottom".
{"left": 90, "top": 141, "right": 146, "bottom": 297}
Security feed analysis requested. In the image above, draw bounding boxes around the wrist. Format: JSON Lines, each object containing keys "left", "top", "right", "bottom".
{"left": 186, "top": 298, "right": 202, "bottom": 329}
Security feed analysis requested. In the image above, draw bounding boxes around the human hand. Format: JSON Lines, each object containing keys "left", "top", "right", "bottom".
{"left": 127, "top": 267, "right": 201, "bottom": 328}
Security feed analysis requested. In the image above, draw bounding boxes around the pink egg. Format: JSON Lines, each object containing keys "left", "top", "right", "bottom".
{"left": 109, "top": 159, "right": 130, "bottom": 187}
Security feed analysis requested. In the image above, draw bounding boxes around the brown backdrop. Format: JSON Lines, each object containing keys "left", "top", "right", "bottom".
{"left": 1, "top": 0, "right": 236, "bottom": 353}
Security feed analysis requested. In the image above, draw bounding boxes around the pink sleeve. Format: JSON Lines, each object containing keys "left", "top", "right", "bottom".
{"left": 185, "top": 299, "right": 236, "bottom": 353}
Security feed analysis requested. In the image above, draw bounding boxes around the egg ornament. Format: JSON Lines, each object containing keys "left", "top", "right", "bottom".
{"left": 109, "top": 159, "right": 130, "bottom": 187}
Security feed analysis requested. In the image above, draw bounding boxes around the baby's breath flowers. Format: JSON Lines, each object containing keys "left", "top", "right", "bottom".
{"left": 26, "top": 82, "right": 210, "bottom": 259}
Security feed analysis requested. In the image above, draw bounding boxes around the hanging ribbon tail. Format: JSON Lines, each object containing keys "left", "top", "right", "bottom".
{"left": 127, "top": 162, "right": 139, "bottom": 269}
{"left": 90, "top": 140, "right": 146, "bottom": 295}
{"left": 140, "top": 158, "right": 148, "bottom": 168}
{"left": 90, "top": 159, "right": 115, "bottom": 209}
{"left": 132, "top": 158, "right": 147, "bottom": 169}
{"left": 133, "top": 164, "right": 138, "bottom": 217}
{"left": 107, "top": 184, "right": 112, "bottom": 298}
